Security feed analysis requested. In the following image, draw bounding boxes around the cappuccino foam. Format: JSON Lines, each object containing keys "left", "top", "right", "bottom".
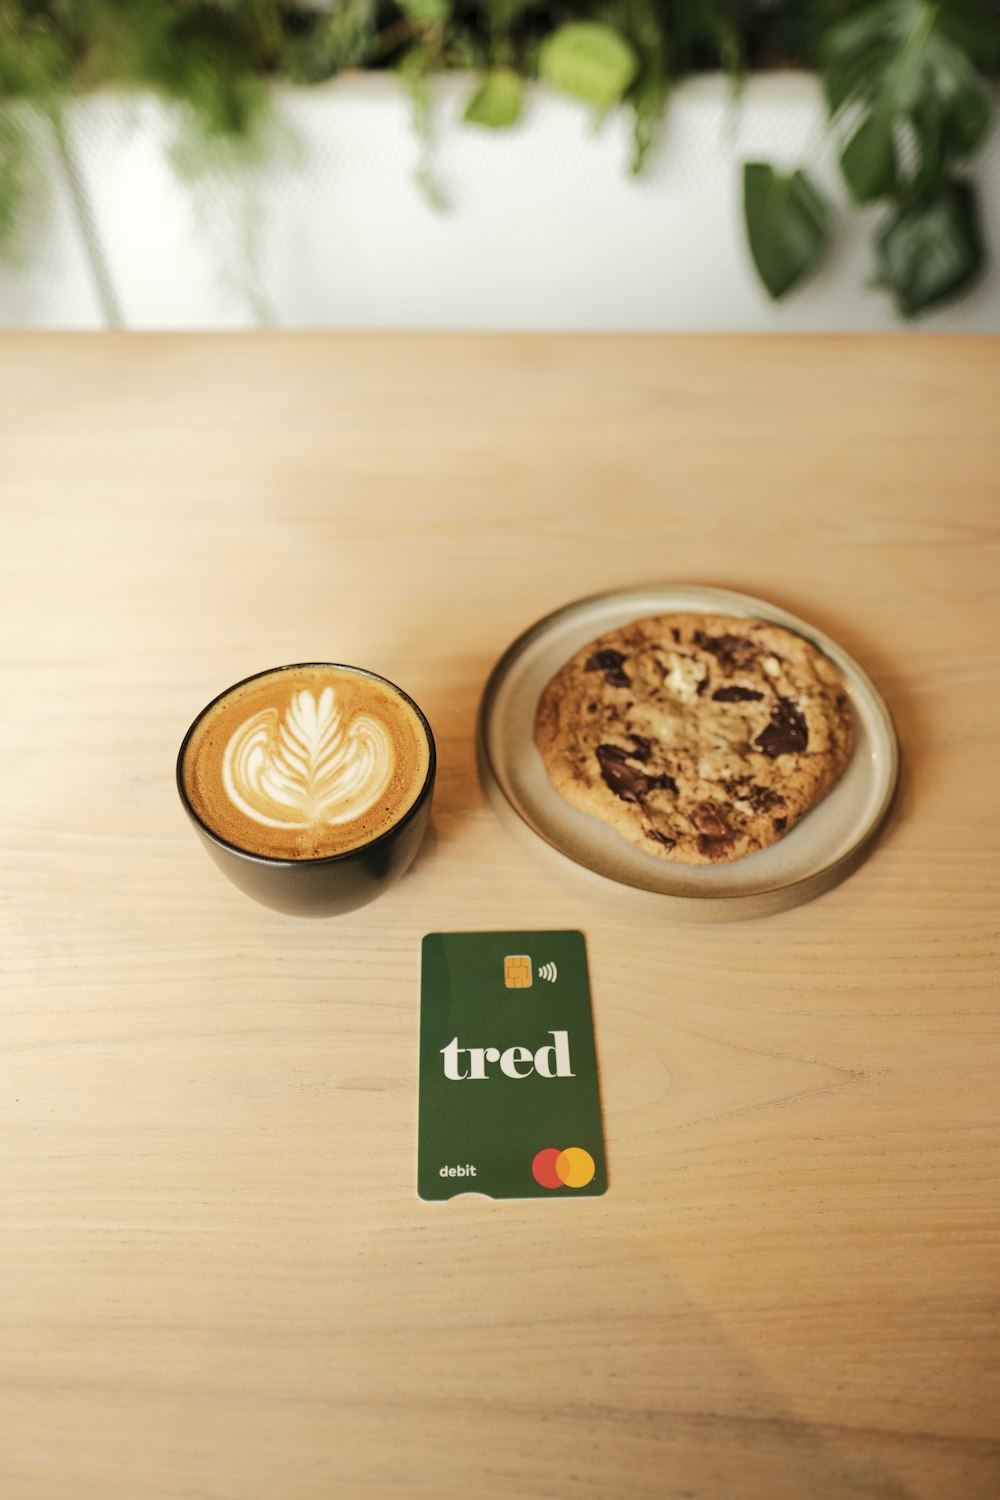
{"left": 182, "top": 665, "right": 431, "bottom": 859}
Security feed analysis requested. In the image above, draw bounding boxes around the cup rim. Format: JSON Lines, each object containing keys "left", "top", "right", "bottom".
{"left": 176, "top": 662, "right": 437, "bottom": 868}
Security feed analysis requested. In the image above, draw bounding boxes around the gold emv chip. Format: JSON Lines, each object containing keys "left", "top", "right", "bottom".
{"left": 504, "top": 955, "right": 532, "bottom": 989}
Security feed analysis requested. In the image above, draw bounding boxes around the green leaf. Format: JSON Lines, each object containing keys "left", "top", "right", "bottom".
{"left": 464, "top": 69, "right": 523, "bottom": 130}
{"left": 130, "top": 8, "right": 267, "bottom": 138}
{"left": 932, "top": 46, "right": 993, "bottom": 153}
{"left": 911, "top": 92, "right": 946, "bottom": 191}
{"left": 280, "top": 0, "right": 377, "bottom": 83}
{"left": 485, "top": 0, "right": 535, "bottom": 27}
{"left": 821, "top": 0, "right": 999, "bottom": 199}
{"left": 938, "top": 2, "right": 1000, "bottom": 77}
{"left": 399, "top": 0, "right": 450, "bottom": 28}
{"left": 538, "top": 23, "right": 639, "bottom": 114}
{"left": 840, "top": 110, "right": 899, "bottom": 202}
{"left": 630, "top": 72, "right": 669, "bottom": 175}
{"left": 875, "top": 180, "right": 983, "bottom": 316}
{"left": 396, "top": 48, "right": 447, "bottom": 211}
{"left": 0, "top": 15, "right": 72, "bottom": 101}
{"left": 0, "top": 113, "right": 29, "bottom": 248}
{"left": 618, "top": 0, "right": 670, "bottom": 173}
{"left": 743, "top": 162, "right": 833, "bottom": 301}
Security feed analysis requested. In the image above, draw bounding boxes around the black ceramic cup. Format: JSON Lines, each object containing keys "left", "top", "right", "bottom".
{"left": 176, "top": 664, "right": 436, "bottom": 917}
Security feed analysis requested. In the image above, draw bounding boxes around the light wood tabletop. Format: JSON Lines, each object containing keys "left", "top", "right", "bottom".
{"left": 2, "top": 334, "right": 998, "bottom": 1500}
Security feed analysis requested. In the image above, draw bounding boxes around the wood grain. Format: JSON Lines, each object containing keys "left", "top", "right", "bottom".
{"left": 1, "top": 334, "right": 998, "bottom": 1500}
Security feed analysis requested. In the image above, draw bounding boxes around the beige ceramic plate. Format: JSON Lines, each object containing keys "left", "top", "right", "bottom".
{"left": 476, "top": 585, "right": 899, "bottom": 921}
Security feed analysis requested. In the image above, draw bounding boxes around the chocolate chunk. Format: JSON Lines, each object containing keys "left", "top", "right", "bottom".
{"left": 712, "top": 686, "right": 764, "bottom": 703}
{"left": 690, "top": 802, "right": 733, "bottom": 840}
{"left": 671, "top": 627, "right": 681, "bottom": 644}
{"left": 585, "top": 649, "right": 630, "bottom": 689}
{"left": 628, "top": 734, "right": 653, "bottom": 761}
{"left": 691, "top": 799, "right": 738, "bottom": 858}
{"left": 646, "top": 829, "right": 676, "bottom": 849}
{"left": 586, "top": 649, "right": 626, "bottom": 674}
{"left": 754, "top": 698, "right": 808, "bottom": 757}
{"left": 773, "top": 817, "right": 787, "bottom": 832}
{"left": 696, "top": 677, "right": 708, "bottom": 696}
{"left": 700, "top": 634, "right": 759, "bottom": 671}
{"left": 720, "top": 780, "right": 784, "bottom": 813}
{"left": 748, "top": 783, "right": 785, "bottom": 813}
{"left": 597, "top": 751, "right": 645, "bottom": 803}
{"left": 596, "top": 745, "right": 677, "bottom": 803}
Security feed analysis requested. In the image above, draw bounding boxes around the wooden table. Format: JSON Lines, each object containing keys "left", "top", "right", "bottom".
{"left": 2, "top": 335, "right": 998, "bottom": 1500}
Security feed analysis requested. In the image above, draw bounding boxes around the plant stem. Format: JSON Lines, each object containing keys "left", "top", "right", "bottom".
{"left": 50, "top": 110, "right": 123, "bottom": 329}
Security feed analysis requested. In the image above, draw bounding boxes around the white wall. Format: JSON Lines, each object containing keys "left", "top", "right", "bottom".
{"left": 3, "top": 73, "right": 998, "bottom": 331}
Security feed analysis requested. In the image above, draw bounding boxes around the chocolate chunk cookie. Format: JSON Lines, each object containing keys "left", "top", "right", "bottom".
{"left": 533, "top": 613, "right": 854, "bottom": 864}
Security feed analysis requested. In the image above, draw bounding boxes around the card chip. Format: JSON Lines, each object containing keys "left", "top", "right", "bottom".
{"left": 504, "top": 955, "right": 532, "bottom": 989}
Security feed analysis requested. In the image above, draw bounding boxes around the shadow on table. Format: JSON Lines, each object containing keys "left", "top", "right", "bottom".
{"left": 326, "top": 1193, "right": 945, "bottom": 1500}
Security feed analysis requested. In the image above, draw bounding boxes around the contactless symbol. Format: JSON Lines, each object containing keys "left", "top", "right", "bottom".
{"left": 537, "top": 962, "right": 558, "bottom": 983}
{"left": 504, "top": 955, "right": 532, "bottom": 988}
{"left": 531, "top": 1146, "right": 596, "bottom": 1190}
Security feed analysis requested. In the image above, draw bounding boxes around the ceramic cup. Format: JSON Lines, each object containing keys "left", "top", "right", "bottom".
{"left": 176, "top": 663, "right": 436, "bottom": 917}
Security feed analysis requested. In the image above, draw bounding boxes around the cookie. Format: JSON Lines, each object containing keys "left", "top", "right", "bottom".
{"left": 533, "top": 613, "right": 854, "bottom": 864}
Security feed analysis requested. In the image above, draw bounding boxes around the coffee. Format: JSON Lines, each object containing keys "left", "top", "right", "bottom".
{"left": 181, "top": 664, "right": 432, "bottom": 861}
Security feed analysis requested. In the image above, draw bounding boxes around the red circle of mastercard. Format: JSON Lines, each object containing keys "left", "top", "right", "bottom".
{"left": 532, "top": 1147, "right": 596, "bottom": 1189}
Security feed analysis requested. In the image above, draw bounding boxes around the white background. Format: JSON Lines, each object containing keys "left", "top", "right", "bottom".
{"left": 1, "top": 73, "right": 997, "bottom": 331}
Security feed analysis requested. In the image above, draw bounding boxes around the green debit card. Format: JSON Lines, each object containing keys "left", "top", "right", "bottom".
{"left": 418, "top": 931, "right": 607, "bottom": 1201}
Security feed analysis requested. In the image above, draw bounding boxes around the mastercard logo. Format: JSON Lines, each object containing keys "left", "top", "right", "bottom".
{"left": 531, "top": 1146, "right": 596, "bottom": 1190}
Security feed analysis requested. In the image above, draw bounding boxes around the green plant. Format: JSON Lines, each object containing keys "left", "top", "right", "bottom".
{"left": 1, "top": 1, "right": 998, "bottom": 316}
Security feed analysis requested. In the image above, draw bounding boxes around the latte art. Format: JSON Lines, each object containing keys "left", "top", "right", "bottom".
{"left": 181, "top": 665, "right": 432, "bottom": 861}
{"left": 223, "top": 687, "right": 394, "bottom": 830}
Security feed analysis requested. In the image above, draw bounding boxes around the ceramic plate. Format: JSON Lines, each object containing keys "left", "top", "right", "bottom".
{"left": 476, "top": 585, "right": 899, "bottom": 921}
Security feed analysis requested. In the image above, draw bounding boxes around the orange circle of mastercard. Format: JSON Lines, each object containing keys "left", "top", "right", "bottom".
{"left": 531, "top": 1146, "right": 596, "bottom": 1189}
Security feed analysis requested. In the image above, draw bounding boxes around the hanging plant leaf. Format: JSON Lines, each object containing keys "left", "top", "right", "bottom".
{"left": 464, "top": 69, "right": 524, "bottom": 129}
{"left": 0, "top": 115, "right": 30, "bottom": 247}
{"left": 538, "top": 23, "right": 639, "bottom": 115}
{"left": 137, "top": 8, "right": 266, "bottom": 138}
{"left": 280, "top": 0, "right": 377, "bottom": 84}
{"left": 875, "top": 179, "right": 983, "bottom": 316}
{"left": 939, "top": 4, "right": 1000, "bottom": 76}
{"left": 0, "top": 11, "right": 71, "bottom": 100}
{"left": 619, "top": 0, "right": 670, "bottom": 174}
{"left": 396, "top": 46, "right": 447, "bottom": 210}
{"left": 934, "top": 51, "right": 994, "bottom": 154}
{"left": 630, "top": 71, "right": 669, "bottom": 174}
{"left": 743, "top": 162, "right": 833, "bottom": 300}
{"left": 399, "top": 0, "right": 450, "bottom": 27}
{"left": 487, "top": 0, "right": 536, "bottom": 26}
{"left": 822, "top": 0, "right": 999, "bottom": 200}
{"left": 840, "top": 109, "right": 899, "bottom": 202}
